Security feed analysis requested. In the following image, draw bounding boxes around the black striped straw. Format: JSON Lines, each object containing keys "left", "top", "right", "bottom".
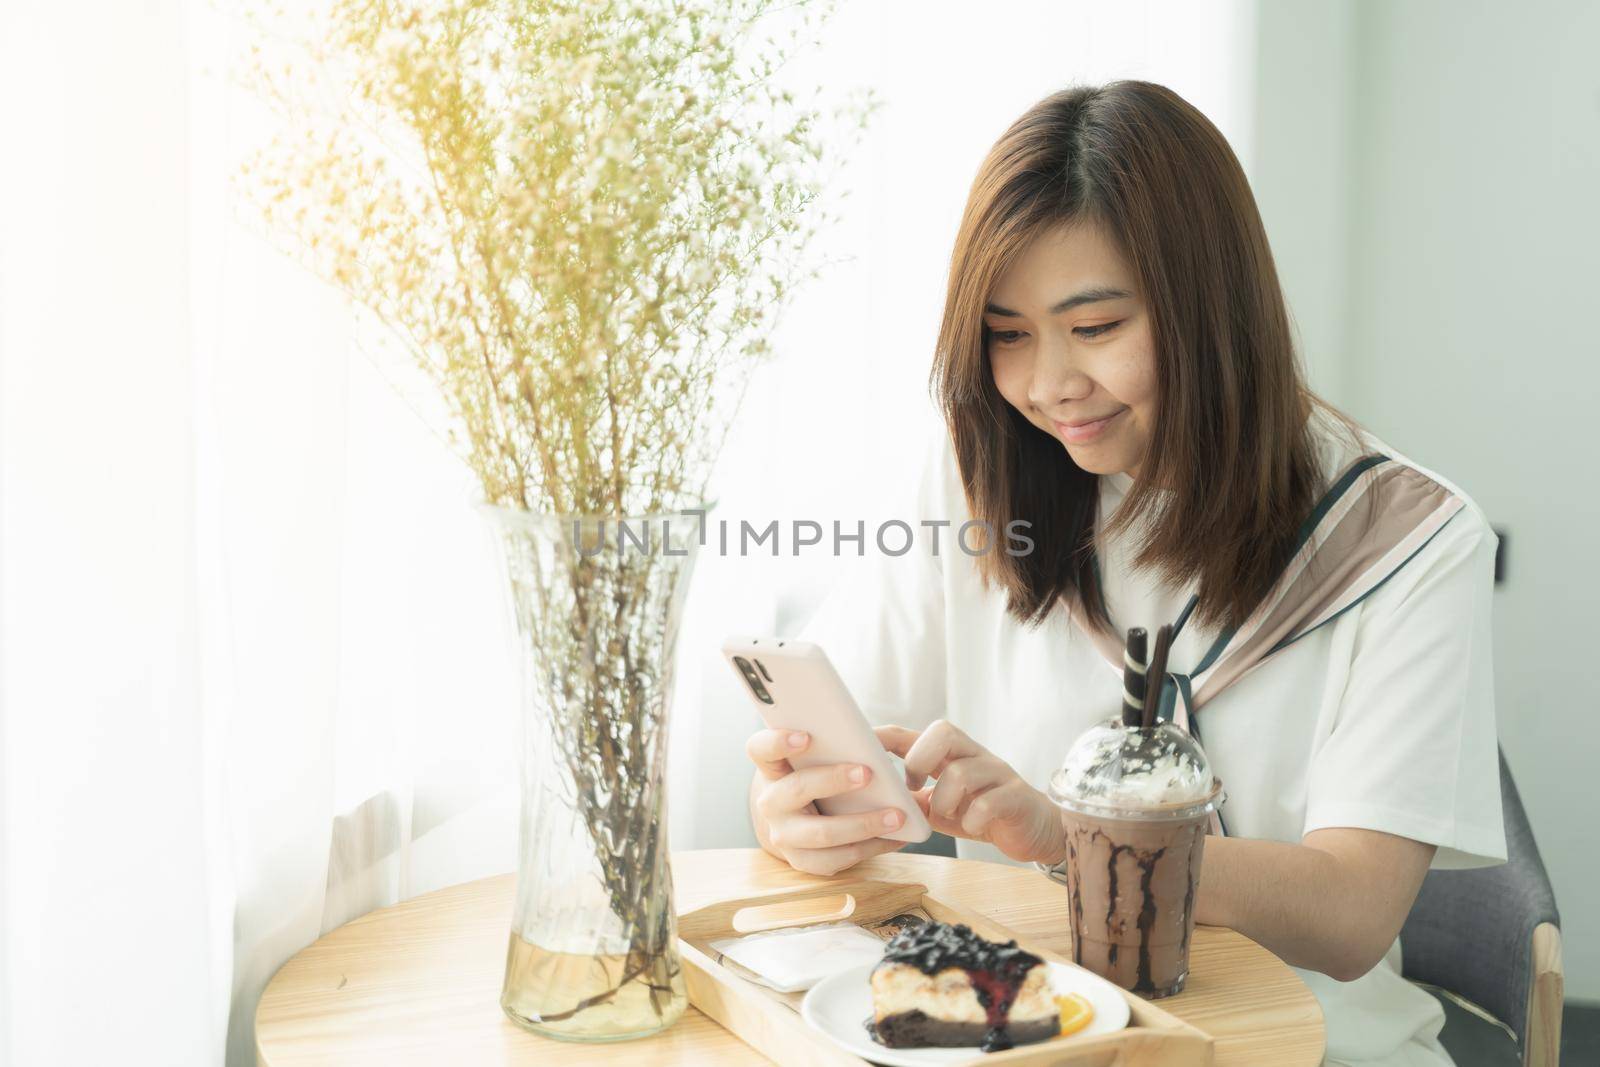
{"left": 1119, "top": 627, "right": 1149, "bottom": 728}
{"left": 1142, "top": 624, "right": 1174, "bottom": 731}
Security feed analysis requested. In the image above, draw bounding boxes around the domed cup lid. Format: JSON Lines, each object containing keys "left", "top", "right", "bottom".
{"left": 1047, "top": 717, "right": 1223, "bottom": 821}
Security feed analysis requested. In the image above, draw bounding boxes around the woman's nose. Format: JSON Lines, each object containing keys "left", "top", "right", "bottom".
{"left": 1026, "top": 338, "right": 1094, "bottom": 410}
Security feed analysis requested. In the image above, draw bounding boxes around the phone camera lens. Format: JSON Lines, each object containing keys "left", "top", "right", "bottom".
{"left": 732, "top": 655, "right": 774, "bottom": 705}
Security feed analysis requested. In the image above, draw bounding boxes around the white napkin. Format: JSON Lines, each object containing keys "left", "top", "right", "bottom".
{"left": 709, "top": 921, "right": 887, "bottom": 993}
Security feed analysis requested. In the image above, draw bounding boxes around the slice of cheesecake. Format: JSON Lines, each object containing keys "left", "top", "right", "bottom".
{"left": 867, "top": 921, "right": 1060, "bottom": 1053}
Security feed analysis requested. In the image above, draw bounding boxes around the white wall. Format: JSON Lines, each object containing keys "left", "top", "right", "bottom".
{"left": 1253, "top": 0, "right": 1600, "bottom": 1000}
{"left": 1250, "top": 0, "right": 1357, "bottom": 402}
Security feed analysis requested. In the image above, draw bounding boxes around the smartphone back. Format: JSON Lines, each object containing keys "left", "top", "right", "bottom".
{"left": 722, "top": 637, "right": 930, "bottom": 844}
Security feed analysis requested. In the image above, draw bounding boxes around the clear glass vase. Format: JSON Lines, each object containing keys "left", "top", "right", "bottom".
{"left": 484, "top": 503, "right": 705, "bottom": 1042}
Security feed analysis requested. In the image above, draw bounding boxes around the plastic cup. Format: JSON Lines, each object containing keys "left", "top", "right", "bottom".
{"left": 1046, "top": 718, "right": 1224, "bottom": 998}
{"left": 1054, "top": 780, "right": 1223, "bottom": 997}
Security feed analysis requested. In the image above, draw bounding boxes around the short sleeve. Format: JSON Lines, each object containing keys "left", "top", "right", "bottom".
{"left": 1302, "top": 508, "right": 1507, "bottom": 870}
{"left": 794, "top": 428, "right": 955, "bottom": 731}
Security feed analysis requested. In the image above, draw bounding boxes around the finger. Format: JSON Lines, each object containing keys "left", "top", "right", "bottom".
{"left": 784, "top": 835, "right": 905, "bottom": 878}
{"left": 745, "top": 729, "right": 810, "bottom": 780}
{"left": 762, "top": 761, "right": 872, "bottom": 817}
{"left": 913, "top": 784, "right": 965, "bottom": 838}
{"left": 926, "top": 757, "right": 1010, "bottom": 821}
{"left": 958, "top": 781, "right": 1029, "bottom": 840}
{"left": 873, "top": 724, "right": 921, "bottom": 758}
{"left": 902, "top": 719, "right": 987, "bottom": 790}
{"left": 770, "top": 807, "right": 907, "bottom": 851}
{"left": 873, "top": 725, "right": 925, "bottom": 790}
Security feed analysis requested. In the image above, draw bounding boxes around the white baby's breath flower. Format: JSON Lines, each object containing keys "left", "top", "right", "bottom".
{"left": 237, "top": 0, "right": 866, "bottom": 517}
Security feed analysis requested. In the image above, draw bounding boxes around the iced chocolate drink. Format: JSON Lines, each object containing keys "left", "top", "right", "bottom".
{"left": 1048, "top": 719, "right": 1223, "bottom": 998}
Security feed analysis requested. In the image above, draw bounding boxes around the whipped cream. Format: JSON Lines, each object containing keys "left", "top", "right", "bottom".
{"left": 1051, "top": 718, "right": 1214, "bottom": 809}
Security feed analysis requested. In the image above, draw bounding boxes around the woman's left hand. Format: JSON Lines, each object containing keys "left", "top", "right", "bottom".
{"left": 874, "top": 720, "right": 1065, "bottom": 866}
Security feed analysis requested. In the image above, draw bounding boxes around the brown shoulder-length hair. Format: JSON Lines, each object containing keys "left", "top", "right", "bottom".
{"left": 931, "top": 80, "right": 1322, "bottom": 633}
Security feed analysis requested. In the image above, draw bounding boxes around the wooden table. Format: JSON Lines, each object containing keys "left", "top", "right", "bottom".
{"left": 256, "top": 849, "right": 1325, "bottom": 1066}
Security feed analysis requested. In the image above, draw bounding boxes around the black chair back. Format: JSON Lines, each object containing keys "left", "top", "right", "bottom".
{"left": 1399, "top": 748, "right": 1560, "bottom": 1053}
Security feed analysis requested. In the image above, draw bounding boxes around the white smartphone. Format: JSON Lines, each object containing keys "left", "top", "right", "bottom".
{"left": 721, "top": 636, "right": 932, "bottom": 844}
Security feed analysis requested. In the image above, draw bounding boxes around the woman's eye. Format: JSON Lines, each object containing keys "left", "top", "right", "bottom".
{"left": 990, "top": 329, "right": 1026, "bottom": 345}
{"left": 1073, "top": 320, "right": 1122, "bottom": 339}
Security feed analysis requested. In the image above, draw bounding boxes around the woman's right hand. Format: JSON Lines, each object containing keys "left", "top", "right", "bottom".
{"left": 746, "top": 728, "right": 908, "bottom": 877}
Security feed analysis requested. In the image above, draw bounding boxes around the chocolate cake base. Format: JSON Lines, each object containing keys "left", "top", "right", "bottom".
{"left": 868, "top": 1009, "right": 1059, "bottom": 1052}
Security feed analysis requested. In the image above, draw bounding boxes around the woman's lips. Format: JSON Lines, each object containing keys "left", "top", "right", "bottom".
{"left": 1053, "top": 408, "right": 1125, "bottom": 444}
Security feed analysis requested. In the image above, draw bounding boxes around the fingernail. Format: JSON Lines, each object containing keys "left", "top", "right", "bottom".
{"left": 787, "top": 731, "right": 808, "bottom": 749}
{"left": 849, "top": 765, "right": 867, "bottom": 784}
{"left": 882, "top": 809, "right": 903, "bottom": 829}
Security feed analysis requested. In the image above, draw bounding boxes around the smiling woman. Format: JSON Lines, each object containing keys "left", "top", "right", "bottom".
{"left": 983, "top": 228, "right": 1152, "bottom": 468}
{"left": 932, "top": 80, "right": 1321, "bottom": 633}
{"left": 770, "top": 80, "right": 1507, "bottom": 1067}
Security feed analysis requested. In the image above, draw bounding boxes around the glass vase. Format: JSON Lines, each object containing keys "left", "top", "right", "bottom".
{"left": 484, "top": 503, "right": 705, "bottom": 1042}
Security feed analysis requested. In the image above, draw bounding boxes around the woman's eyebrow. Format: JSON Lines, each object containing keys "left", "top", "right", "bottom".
{"left": 984, "top": 286, "right": 1132, "bottom": 317}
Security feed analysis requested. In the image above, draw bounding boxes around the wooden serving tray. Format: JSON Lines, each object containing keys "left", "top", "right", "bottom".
{"left": 678, "top": 877, "right": 1214, "bottom": 1067}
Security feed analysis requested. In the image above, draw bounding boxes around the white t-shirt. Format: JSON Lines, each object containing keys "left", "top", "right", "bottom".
{"left": 798, "top": 413, "right": 1505, "bottom": 1067}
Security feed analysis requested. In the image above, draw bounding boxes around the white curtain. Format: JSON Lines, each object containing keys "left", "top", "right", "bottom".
{"left": 0, "top": 2, "right": 1252, "bottom": 1065}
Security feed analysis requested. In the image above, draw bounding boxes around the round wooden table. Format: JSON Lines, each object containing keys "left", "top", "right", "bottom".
{"left": 256, "top": 848, "right": 1325, "bottom": 1066}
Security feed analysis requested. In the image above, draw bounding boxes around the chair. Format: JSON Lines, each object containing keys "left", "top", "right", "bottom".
{"left": 1399, "top": 748, "right": 1564, "bottom": 1067}
{"left": 901, "top": 831, "right": 957, "bottom": 858}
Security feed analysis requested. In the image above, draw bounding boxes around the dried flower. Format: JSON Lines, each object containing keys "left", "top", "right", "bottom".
{"left": 236, "top": 0, "right": 872, "bottom": 517}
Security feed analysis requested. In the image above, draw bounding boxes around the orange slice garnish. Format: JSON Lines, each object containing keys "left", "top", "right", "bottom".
{"left": 1054, "top": 992, "right": 1095, "bottom": 1037}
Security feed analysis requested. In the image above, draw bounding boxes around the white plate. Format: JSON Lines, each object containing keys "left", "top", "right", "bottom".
{"left": 800, "top": 960, "right": 1130, "bottom": 1066}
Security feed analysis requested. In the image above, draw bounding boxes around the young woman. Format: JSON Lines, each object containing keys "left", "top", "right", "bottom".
{"left": 744, "top": 82, "right": 1504, "bottom": 1067}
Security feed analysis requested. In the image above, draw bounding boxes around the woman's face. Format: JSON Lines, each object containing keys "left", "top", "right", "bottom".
{"left": 985, "top": 220, "right": 1156, "bottom": 479}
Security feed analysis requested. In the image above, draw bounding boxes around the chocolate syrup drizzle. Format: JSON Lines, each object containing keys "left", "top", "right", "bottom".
{"left": 870, "top": 922, "right": 1044, "bottom": 1053}
{"left": 1065, "top": 828, "right": 1200, "bottom": 995}
{"left": 1133, "top": 846, "right": 1163, "bottom": 992}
